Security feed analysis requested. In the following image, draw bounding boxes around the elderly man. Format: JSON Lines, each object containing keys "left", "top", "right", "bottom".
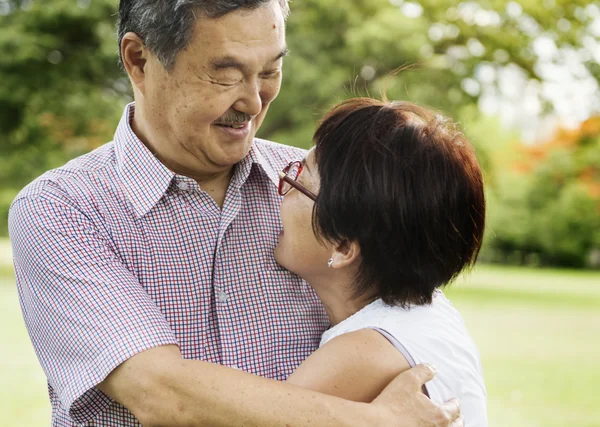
{"left": 9, "top": 1, "right": 462, "bottom": 426}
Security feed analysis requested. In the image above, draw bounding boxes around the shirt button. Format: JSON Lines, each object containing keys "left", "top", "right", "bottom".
{"left": 218, "top": 292, "right": 229, "bottom": 302}
{"left": 178, "top": 182, "right": 189, "bottom": 191}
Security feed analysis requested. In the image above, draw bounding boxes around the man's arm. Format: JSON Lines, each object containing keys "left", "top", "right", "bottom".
{"left": 98, "top": 344, "right": 461, "bottom": 427}
{"left": 99, "top": 345, "right": 365, "bottom": 426}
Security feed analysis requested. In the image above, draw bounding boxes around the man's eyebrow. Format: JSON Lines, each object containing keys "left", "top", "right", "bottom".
{"left": 210, "top": 47, "right": 289, "bottom": 72}
{"left": 274, "top": 47, "right": 290, "bottom": 62}
{"left": 211, "top": 56, "right": 245, "bottom": 71}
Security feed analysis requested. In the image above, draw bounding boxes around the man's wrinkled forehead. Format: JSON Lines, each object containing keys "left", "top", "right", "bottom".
{"left": 181, "top": 4, "right": 287, "bottom": 67}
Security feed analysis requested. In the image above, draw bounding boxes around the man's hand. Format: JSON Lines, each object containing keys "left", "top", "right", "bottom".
{"left": 372, "top": 364, "right": 464, "bottom": 426}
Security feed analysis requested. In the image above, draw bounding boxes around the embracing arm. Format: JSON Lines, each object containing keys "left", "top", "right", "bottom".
{"left": 98, "top": 344, "right": 372, "bottom": 427}
{"left": 99, "top": 343, "right": 460, "bottom": 427}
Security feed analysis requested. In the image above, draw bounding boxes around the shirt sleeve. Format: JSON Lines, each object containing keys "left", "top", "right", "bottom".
{"left": 9, "top": 182, "right": 179, "bottom": 424}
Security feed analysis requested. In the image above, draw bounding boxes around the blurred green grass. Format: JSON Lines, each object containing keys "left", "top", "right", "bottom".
{"left": 446, "top": 266, "right": 600, "bottom": 427}
{"left": 0, "top": 239, "right": 49, "bottom": 426}
{"left": 1, "top": 240, "right": 599, "bottom": 426}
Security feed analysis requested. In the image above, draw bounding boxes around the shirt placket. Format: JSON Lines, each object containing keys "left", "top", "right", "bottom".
{"left": 212, "top": 177, "right": 245, "bottom": 369}
{"left": 171, "top": 176, "right": 223, "bottom": 362}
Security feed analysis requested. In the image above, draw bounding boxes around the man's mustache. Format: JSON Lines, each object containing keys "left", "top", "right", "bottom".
{"left": 216, "top": 111, "right": 252, "bottom": 125}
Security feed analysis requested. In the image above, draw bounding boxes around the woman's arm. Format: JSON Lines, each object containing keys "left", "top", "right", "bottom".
{"left": 286, "top": 328, "right": 412, "bottom": 402}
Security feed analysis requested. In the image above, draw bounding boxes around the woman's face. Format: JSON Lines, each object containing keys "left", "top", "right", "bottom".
{"left": 274, "top": 149, "right": 332, "bottom": 280}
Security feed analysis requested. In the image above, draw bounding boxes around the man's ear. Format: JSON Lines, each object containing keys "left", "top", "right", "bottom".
{"left": 329, "top": 239, "right": 361, "bottom": 269}
{"left": 121, "top": 32, "right": 148, "bottom": 94}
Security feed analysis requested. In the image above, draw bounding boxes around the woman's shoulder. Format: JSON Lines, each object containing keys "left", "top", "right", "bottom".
{"left": 320, "top": 292, "right": 455, "bottom": 347}
{"left": 319, "top": 292, "right": 484, "bottom": 389}
{"left": 366, "top": 292, "right": 480, "bottom": 366}
{"left": 319, "top": 299, "right": 392, "bottom": 346}
{"left": 287, "top": 328, "right": 412, "bottom": 402}
{"left": 306, "top": 294, "right": 487, "bottom": 423}
{"left": 371, "top": 293, "right": 488, "bottom": 425}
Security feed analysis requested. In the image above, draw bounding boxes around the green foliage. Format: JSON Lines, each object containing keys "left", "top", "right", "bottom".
{"left": 263, "top": 0, "right": 599, "bottom": 148}
{"left": 263, "top": 0, "right": 473, "bottom": 147}
{"left": 0, "top": 0, "right": 125, "bottom": 192}
{"left": 484, "top": 124, "right": 600, "bottom": 268}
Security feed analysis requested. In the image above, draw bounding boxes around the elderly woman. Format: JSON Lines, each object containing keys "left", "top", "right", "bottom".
{"left": 275, "top": 98, "right": 488, "bottom": 426}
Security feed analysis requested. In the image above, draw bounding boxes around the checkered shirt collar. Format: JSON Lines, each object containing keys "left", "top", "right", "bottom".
{"left": 114, "top": 103, "right": 280, "bottom": 218}
{"left": 247, "top": 142, "right": 281, "bottom": 188}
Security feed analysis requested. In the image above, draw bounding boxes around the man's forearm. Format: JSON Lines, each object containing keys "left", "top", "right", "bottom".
{"left": 100, "top": 345, "right": 375, "bottom": 427}
{"left": 153, "top": 359, "right": 375, "bottom": 426}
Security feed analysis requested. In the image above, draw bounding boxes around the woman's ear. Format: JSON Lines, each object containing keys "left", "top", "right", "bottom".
{"left": 329, "top": 240, "right": 361, "bottom": 269}
{"left": 121, "top": 32, "right": 148, "bottom": 94}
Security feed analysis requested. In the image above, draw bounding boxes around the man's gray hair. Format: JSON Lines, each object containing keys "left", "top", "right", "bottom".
{"left": 117, "top": 0, "right": 290, "bottom": 70}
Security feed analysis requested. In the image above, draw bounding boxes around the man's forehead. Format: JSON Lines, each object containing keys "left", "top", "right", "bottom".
{"left": 192, "top": 3, "right": 284, "bottom": 43}
{"left": 183, "top": 5, "right": 286, "bottom": 66}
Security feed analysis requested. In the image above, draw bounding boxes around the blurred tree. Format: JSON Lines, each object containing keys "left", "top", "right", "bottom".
{"left": 485, "top": 117, "right": 600, "bottom": 267}
{"left": 264, "top": 0, "right": 599, "bottom": 147}
{"left": 0, "top": 0, "right": 125, "bottom": 234}
{"left": 0, "top": 0, "right": 125, "bottom": 192}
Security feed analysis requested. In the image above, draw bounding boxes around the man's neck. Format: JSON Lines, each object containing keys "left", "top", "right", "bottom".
{"left": 131, "top": 110, "right": 235, "bottom": 209}
{"left": 193, "top": 168, "right": 235, "bottom": 209}
{"left": 166, "top": 160, "right": 235, "bottom": 209}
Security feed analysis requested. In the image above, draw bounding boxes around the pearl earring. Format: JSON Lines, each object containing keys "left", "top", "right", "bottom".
{"left": 327, "top": 258, "right": 334, "bottom": 268}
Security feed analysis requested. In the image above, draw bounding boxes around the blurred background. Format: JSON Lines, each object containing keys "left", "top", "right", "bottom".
{"left": 1, "top": 0, "right": 599, "bottom": 425}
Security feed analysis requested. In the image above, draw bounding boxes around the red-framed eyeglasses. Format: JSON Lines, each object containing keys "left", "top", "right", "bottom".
{"left": 278, "top": 161, "right": 318, "bottom": 201}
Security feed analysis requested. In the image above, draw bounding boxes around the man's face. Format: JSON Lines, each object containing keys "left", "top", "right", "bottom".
{"left": 139, "top": 1, "right": 286, "bottom": 176}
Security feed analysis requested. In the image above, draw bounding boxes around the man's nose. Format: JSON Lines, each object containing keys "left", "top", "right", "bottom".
{"left": 233, "top": 78, "right": 262, "bottom": 118}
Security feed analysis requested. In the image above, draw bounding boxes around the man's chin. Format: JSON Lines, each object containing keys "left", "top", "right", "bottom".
{"left": 216, "top": 137, "right": 255, "bottom": 165}
{"left": 210, "top": 149, "right": 251, "bottom": 169}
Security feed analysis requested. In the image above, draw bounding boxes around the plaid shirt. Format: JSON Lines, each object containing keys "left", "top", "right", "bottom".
{"left": 9, "top": 104, "right": 329, "bottom": 426}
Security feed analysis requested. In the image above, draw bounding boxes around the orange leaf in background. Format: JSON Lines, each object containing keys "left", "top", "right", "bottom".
{"left": 511, "top": 116, "right": 600, "bottom": 177}
{"left": 580, "top": 168, "right": 600, "bottom": 199}
{"left": 580, "top": 116, "right": 600, "bottom": 137}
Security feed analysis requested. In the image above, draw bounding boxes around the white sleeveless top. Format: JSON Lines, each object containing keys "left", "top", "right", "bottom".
{"left": 320, "top": 291, "right": 488, "bottom": 427}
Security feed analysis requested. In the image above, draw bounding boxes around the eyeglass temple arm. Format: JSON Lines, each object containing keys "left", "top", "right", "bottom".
{"left": 278, "top": 171, "right": 317, "bottom": 201}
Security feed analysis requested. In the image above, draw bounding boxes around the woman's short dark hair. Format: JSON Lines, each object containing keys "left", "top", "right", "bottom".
{"left": 313, "top": 98, "right": 486, "bottom": 307}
